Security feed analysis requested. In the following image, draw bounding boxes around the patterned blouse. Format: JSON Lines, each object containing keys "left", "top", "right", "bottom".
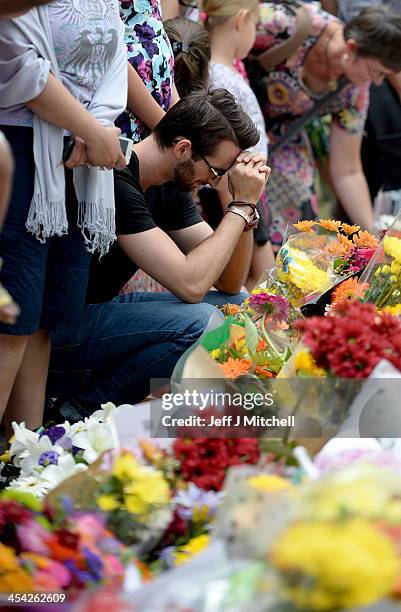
{"left": 245, "top": 1, "right": 370, "bottom": 246}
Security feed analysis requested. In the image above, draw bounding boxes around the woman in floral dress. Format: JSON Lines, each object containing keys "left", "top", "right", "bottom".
{"left": 116, "top": 0, "right": 176, "bottom": 142}
{"left": 246, "top": 2, "right": 401, "bottom": 246}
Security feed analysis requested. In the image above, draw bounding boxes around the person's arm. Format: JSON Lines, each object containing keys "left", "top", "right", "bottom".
{"left": 320, "top": 0, "right": 337, "bottom": 15}
{"left": 388, "top": 72, "right": 401, "bottom": 104}
{"left": 170, "top": 82, "right": 180, "bottom": 107}
{"left": 160, "top": 0, "right": 179, "bottom": 20}
{"left": 118, "top": 157, "right": 269, "bottom": 302}
{"left": 127, "top": 63, "right": 166, "bottom": 130}
{"left": 26, "top": 74, "right": 124, "bottom": 169}
{"left": 329, "top": 123, "right": 374, "bottom": 230}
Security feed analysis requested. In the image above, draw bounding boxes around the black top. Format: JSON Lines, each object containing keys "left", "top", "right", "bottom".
{"left": 86, "top": 152, "right": 203, "bottom": 304}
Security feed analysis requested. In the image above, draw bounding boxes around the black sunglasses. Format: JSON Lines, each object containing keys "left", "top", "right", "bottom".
{"left": 196, "top": 152, "right": 232, "bottom": 179}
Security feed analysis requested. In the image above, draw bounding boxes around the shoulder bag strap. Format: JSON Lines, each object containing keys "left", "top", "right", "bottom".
{"left": 269, "top": 75, "right": 350, "bottom": 154}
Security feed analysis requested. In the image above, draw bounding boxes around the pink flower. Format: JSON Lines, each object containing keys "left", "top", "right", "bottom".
{"left": 102, "top": 554, "right": 125, "bottom": 579}
{"left": 75, "top": 514, "right": 105, "bottom": 543}
{"left": 17, "top": 520, "right": 50, "bottom": 556}
{"left": 248, "top": 293, "right": 290, "bottom": 323}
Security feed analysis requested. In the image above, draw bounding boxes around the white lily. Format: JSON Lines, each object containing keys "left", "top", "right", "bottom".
{"left": 7, "top": 475, "right": 51, "bottom": 498}
{"left": 70, "top": 421, "right": 117, "bottom": 464}
{"left": 89, "top": 402, "right": 117, "bottom": 424}
{"left": 40, "top": 454, "right": 87, "bottom": 489}
{"left": 10, "top": 422, "right": 39, "bottom": 464}
{"left": 18, "top": 435, "right": 64, "bottom": 477}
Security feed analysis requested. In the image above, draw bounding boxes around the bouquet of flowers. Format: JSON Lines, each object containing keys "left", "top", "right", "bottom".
{"left": 0, "top": 403, "right": 119, "bottom": 498}
{"left": 359, "top": 215, "right": 401, "bottom": 315}
{"left": 0, "top": 489, "right": 133, "bottom": 596}
{"left": 213, "top": 462, "right": 401, "bottom": 611}
{"left": 262, "top": 220, "right": 378, "bottom": 309}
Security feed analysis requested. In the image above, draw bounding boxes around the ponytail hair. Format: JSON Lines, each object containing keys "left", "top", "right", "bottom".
{"left": 165, "top": 17, "right": 211, "bottom": 97}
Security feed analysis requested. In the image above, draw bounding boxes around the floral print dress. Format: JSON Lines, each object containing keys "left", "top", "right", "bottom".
{"left": 247, "top": 2, "right": 369, "bottom": 246}
{"left": 116, "top": 0, "right": 174, "bottom": 141}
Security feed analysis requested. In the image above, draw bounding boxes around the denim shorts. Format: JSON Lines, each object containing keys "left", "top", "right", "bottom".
{"left": 0, "top": 126, "right": 92, "bottom": 335}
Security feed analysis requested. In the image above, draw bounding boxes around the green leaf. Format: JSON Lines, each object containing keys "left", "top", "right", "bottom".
{"left": 244, "top": 315, "right": 259, "bottom": 355}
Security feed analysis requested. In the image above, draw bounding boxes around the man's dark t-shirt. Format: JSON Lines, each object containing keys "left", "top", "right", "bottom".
{"left": 86, "top": 152, "right": 203, "bottom": 304}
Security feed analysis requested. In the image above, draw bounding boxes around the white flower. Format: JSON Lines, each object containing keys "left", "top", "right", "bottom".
{"left": 7, "top": 475, "right": 50, "bottom": 498}
{"left": 10, "top": 422, "right": 39, "bottom": 464}
{"left": 70, "top": 422, "right": 117, "bottom": 463}
{"left": 18, "top": 435, "right": 64, "bottom": 477}
{"left": 40, "top": 454, "right": 87, "bottom": 489}
{"left": 89, "top": 402, "right": 116, "bottom": 424}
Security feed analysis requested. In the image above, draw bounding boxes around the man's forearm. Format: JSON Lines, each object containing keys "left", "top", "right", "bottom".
{"left": 333, "top": 171, "right": 374, "bottom": 230}
{"left": 184, "top": 213, "right": 252, "bottom": 301}
{"left": 26, "top": 74, "right": 101, "bottom": 142}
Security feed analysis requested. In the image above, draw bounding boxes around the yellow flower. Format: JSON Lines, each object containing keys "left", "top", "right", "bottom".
{"left": 174, "top": 535, "right": 210, "bottom": 566}
{"left": 210, "top": 348, "right": 221, "bottom": 361}
{"left": 293, "top": 220, "right": 316, "bottom": 232}
{"left": 382, "top": 304, "right": 401, "bottom": 317}
{"left": 384, "top": 236, "right": 401, "bottom": 263}
{"left": 123, "top": 469, "right": 170, "bottom": 517}
{"left": 97, "top": 494, "right": 119, "bottom": 512}
{"left": 278, "top": 248, "right": 330, "bottom": 298}
{"left": 271, "top": 519, "right": 400, "bottom": 611}
{"left": 294, "top": 350, "right": 326, "bottom": 377}
{"left": 381, "top": 265, "right": 392, "bottom": 275}
{"left": 318, "top": 219, "right": 341, "bottom": 232}
{"left": 0, "top": 543, "right": 20, "bottom": 572}
{"left": 113, "top": 452, "right": 141, "bottom": 482}
{"left": 248, "top": 474, "right": 293, "bottom": 493}
{"left": 391, "top": 261, "right": 401, "bottom": 275}
{"left": 193, "top": 505, "right": 210, "bottom": 523}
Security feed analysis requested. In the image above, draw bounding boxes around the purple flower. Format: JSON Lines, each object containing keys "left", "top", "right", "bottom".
{"left": 82, "top": 546, "right": 103, "bottom": 582}
{"left": 158, "top": 545, "right": 176, "bottom": 568}
{"left": 41, "top": 426, "right": 66, "bottom": 444}
{"left": 174, "top": 483, "right": 222, "bottom": 521}
{"left": 248, "top": 292, "right": 290, "bottom": 322}
{"left": 65, "top": 560, "right": 95, "bottom": 585}
{"left": 38, "top": 450, "right": 59, "bottom": 467}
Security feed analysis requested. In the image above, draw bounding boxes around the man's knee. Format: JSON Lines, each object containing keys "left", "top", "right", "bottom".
{"left": 185, "top": 302, "right": 220, "bottom": 339}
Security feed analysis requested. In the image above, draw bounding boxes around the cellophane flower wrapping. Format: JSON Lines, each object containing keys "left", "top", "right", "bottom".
{"left": 360, "top": 210, "right": 401, "bottom": 314}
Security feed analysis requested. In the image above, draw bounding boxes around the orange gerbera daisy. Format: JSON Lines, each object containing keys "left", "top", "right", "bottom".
{"left": 353, "top": 230, "right": 379, "bottom": 249}
{"left": 328, "top": 233, "right": 353, "bottom": 256}
{"left": 294, "top": 220, "right": 316, "bottom": 232}
{"left": 256, "top": 337, "right": 268, "bottom": 352}
{"left": 255, "top": 365, "right": 274, "bottom": 378}
{"left": 219, "top": 357, "right": 251, "bottom": 379}
{"left": 341, "top": 223, "right": 361, "bottom": 235}
{"left": 331, "top": 277, "right": 368, "bottom": 305}
{"left": 221, "top": 303, "right": 240, "bottom": 317}
{"left": 318, "top": 219, "right": 341, "bottom": 232}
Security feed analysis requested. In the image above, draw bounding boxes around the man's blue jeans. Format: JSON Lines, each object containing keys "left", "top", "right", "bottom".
{"left": 47, "top": 290, "right": 246, "bottom": 407}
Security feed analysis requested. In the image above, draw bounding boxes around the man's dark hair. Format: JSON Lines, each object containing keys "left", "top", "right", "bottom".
{"left": 344, "top": 4, "right": 401, "bottom": 72}
{"left": 153, "top": 88, "right": 260, "bottom": 156}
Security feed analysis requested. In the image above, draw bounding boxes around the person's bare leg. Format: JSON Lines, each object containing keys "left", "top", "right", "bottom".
{"left": 0, "top": 334, "right": 29, "bottom": 422}
{"left": 245, "top": 241, "right": 276, "bottom": 291}
{"left": 4, "top": 330, "right": 50, "bottom": 431}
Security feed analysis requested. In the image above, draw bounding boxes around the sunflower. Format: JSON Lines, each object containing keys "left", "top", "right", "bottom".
{"left": 219, "top": 357, "right": 252, "bottom": 379}
{"left": 318, "top": 219, "right": 341, "bottom": 232}
{"left": 341, "top": 223, "right": 361, "bottom": 235}
{"left": 331, "top": 278, "right": 368, "bottom": 305}
{"left": 353, "top": 231, "right": 379, "bottom": 249}
{"left": 294, "top": 220, "right": 316, "bottom": 232}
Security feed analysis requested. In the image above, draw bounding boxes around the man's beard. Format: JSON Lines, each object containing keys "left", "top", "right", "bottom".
{"left": 173, "top": 159, "right": 197, "bottom": 192}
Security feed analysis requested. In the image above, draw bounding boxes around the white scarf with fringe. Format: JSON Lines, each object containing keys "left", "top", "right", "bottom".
{"left": 0, "top": 4, "right": 127, "bottom": 255}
